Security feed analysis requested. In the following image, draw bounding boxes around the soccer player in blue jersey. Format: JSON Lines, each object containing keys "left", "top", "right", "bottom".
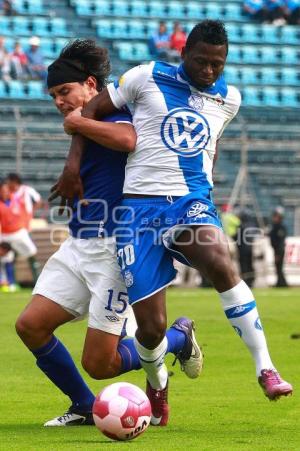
{"left": 52, "top": 22, "right": 292, "bottom": 426}
{"left": 15, "top": 39, "right": 202, "bottom": 427}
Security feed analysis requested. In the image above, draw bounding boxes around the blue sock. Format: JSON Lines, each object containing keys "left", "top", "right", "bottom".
{"left": 118, "top": 338, "right": 141, "bottom": 373}
{"left": 5, "top": 262, "right": 15, "bottom": 285}
{"left": 166, "top": 327, "right": 186, "bottom": 354}
{"left": 31, "top": 335, "right": 95, "bottom": 410}
{"left": 118, "top": 327, "right": 187, "bottom": 373}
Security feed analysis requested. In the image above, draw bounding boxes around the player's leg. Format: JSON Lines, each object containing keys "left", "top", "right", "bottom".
{"left": 15, "top": 239, "right": 96, "bottom": 425}
{"left": 174, "top": 225, "right": 292, "bottom": 400}
{"left": 6, "top": 228, "right": 40, "bottom": 283}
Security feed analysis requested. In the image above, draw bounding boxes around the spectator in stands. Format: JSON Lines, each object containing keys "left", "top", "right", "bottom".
{"left": 243, "top": 0, "right": 270, "bottom": 22}
{"left": 269, "top": 206, "right": 288, "bottom": 287}
{"left": 169, "top": 22, "right": 187, "bottom": 62}
{"left": 10, "top": 42, "right": 29, "bottom": 80}
{"left": 26, "top": 36, "right": 47, "bottom": 83}
{"left": 264, "top": 0, "right": 287, "bottom": 25}
{"left": 0, "top": 180, "right": 39, "bottom": 284}
{"left": 1, "top": 0, "right": 15, "bottom": 16}
{"left": 148, "top": 21, "right": 171, "bottom": 60}
{"left": 236, "top": 209, "right": 256, "bottom": 288}
{"left": 6, "top": 173, "right": 42, "bottom": 231}
{"left": 0, "top": 36, "right": 13, "bottom": 81}
{"left": 284, "top": 0, "right": 300, "bottom": 24}
{"left": 0, "top": 241, "right": 18, "bottom": 292}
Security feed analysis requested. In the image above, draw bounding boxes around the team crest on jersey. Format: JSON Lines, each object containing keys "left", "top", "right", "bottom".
{"left": 161, "top": 107, "right": 211, "bottom": 157}
{"left": 124, "top": 270, "right": 134, "bottom": 288}
{"left": 187, "top": 202, "right": 209, "bottom": 218}
{"left": 188, "top": 94, "right": 204, "bottom": 111}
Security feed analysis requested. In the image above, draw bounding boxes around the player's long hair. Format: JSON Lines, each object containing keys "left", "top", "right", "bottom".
{"left": 59, "top": 39, "right": 111, "bottom": 91}
{"left": 186, "top": 20, "right": 228, "bottom": 54}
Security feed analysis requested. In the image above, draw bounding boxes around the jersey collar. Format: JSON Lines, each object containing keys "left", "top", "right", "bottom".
{"left": 177, "top": 63, "right": 228, "bottom": 98}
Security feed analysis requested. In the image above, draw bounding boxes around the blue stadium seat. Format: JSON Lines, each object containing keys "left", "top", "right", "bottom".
{"left": 241, "top": 24, "right": 260, "bottom": 43}
{"left": 27, "top": 81, "right": 46, "bottom": 99}
{"left": 260, "top": 67, "right": 280, "bottom": 85}
{"left": 3, "top": 37, "right": 14, "bottom": 51}
{"left": 12, "top": 0, "right": 27, "bottom": 14}
{"left": 262, "top": 87, "right": 281, "bottom": 107}
{"left": 280, "top": 26, "right": 300, "bottom": 45}
{"left": 32, "top": 17, "right": 49, "bottom": 36}
{"left": 167, "top": 2, "right": 185, "bottom": 19}
{"left": 224, "top": 66, "right": 240, "bottom": 84}
{"left": 50, "top": 18, "right": 69, "bottom": 36}
{"left": 280, "top": 47, "right": 299, "bottom": 65}
{"left": 223, "top": 3, "right": 243, "bottom": 21}
{"left": 260, "top": 25, "right": 280, "bottom": 44}
{"left": 260, "top": 46, "right": 279, "bottom": 64}
{"left": 242, "top": 45, "right": 260, "bottom": 64}
{"left": 280, "top": 88, "right": 300, "bottom": 108}
{"left": 0, "top": 17, "right": 12, "bottom": 35}
{"left": 74, "top": 0, "right": 92, "bottom": 15}
{"left": 128, "top": 20, "right": 145, "bottom": 39}
{"left": 115, "top": 42, "right": 133, "bottom": 60}
{"left": 12, "top": 16, "right": 30, "bottom": 35}
{"left": 27, "top": 0, "right": 44, "bottom": 14}
{"left": 8, "top": 80, "right": 26, "bottom": 99}
{"left": 242, "top": 86, "right": 262, "bottom": 107}
{"left": 131, "top": 1, "right": 147, "bottom": 17}
{"left": 148, "top": 1, "right": 166, "bottom": 18}
{"left": 226, "top": 23, "right": 241, "bottom": 42}
{"left": 40, "top": 38, "right": 55, "bottom": 58}
{"left": 96, "top": 20, "right": 113, "bottom": 38}
{"left": 111, "top": 0, "right": 129, "bottom": 16}
{"left": 133, "top": 42, "right": 151, "bottom": 61}
{"left": 112, "top": 20, "right": 128, "bottom": 38}
{"left": 0, "top": 80, "right": 8, "bottom": 98}
{"left": 186, "top": 2, "right": 202, "bottom": 19}
{"left": 146, "top": 21, "right": 159, "bottom": 38}
{"left": 204, "top": 3, "right": 222, "bottom": 19}
{"left": 184, "top": 22, "right": 197, "bottom": 34}
{"left": 240, "top": 67, "right": 259, "bottom": 85}
{"left": 94, "top": 0, "right": 111, "bottom": 15}
{"left": 281, "top": 68, "right": 299, "bottom": 86}
{"left": 226, "top": 45, "right": 241, "bottom": 64}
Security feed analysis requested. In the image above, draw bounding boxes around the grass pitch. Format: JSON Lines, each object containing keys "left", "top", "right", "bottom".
{"left": 0, "top": 288, "right": 299, "bottom": 451}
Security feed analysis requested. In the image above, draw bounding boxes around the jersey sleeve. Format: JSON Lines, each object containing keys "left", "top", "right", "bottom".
{"left": 107, "top": 63, "right": 153, "bottom": 109}
{"left": 26, "top": 186, "right": 41, "bottom": 203}
{"left": 217, "top": 86, "right": 241, "bottom": 139}
{"left": 102, "top": 106, "right": 133, "bottom": 124}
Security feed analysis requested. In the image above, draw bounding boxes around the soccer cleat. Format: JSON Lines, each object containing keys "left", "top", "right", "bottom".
{"left": 171, "top": 317, "right": 203, "bottom": 379}
{"left": 258, "top": 369, "right": 293, "bottom": 401}
{"left": 146, "top": 379, "right": 169, "bottom": 426}
{"left": 44, "top": 406, "right": 94, "bottom": 426}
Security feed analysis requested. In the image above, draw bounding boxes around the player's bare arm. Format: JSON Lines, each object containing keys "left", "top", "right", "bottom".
{"left": 64, "top": 107, "right": 136, "bottom": 152}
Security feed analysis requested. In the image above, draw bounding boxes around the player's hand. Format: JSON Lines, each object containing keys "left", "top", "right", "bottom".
{"left": 64, "top": 107, "right": 83, "bottom": 135}
{"left": 48, "top": 167, "right": 88, "bottom": 215}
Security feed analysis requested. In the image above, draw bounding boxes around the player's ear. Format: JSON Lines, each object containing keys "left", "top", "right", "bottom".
{"left": 86, "top": 76, "right": 97, "bottom": 91}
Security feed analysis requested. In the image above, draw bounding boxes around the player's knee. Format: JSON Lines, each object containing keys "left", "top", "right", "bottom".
{"left": 15, "top": 312, "right": 47, "bottom": 345}
{"left": 206, "top": 247, "right": 238, "bottom": 289}
{"left": 137, "top": 315, "right": 167, "bottom": 348}
{"left": 81, "top": 354, "right": 119, "bottom": 380}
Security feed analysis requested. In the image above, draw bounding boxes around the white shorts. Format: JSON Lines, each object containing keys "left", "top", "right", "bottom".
{"left": 1, "top": 228, "right": 37, "bottom": 258}
{"left": 32, "top": 236, "right": 137, "bottom": 335}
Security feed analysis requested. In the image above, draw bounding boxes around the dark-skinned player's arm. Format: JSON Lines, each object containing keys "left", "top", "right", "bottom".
{"left": 48, "top": 89, "right": 129, "bottom": 212}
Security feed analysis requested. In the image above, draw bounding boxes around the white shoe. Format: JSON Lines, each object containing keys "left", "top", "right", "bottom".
{"left": 44, "top": 406, "right": 94, "bottom": 426}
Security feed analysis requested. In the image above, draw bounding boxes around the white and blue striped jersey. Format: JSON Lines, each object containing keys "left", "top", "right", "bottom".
{"left": 107, "top": 61, "right": 241, "bottom": 196}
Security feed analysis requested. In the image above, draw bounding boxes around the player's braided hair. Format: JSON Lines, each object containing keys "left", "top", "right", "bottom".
{"left": 59, "top": 39, "right": 111, "bottom": 90}
{"left": 186, "top": 20, "right": 228, "bottom": 54}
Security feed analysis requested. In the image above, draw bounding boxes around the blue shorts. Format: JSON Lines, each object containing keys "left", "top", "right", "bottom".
{"left": 116, "top": 189, "right": 222, "bottom": 304}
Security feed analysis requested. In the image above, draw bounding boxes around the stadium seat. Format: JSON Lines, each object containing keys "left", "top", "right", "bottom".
{"left": 223, "top": 3, "right": 243, "bottom": 21}
{"left": 27, "top": 81, "right": 46, "bottom": 99}
{"left": 204, "top": 3, "right": 222, "bottom": 19}
{"left": 133, "top": 42, "right": 151, "bottom": 61}
{"left": 146, "top": 21, "right": 159, "bottom": 37}
{"left": 7, "top": 80, "right": 26, "bottom": 99}
{"left": 112, "top": 20, "right": 128, "bottom": 38}
{"left": 12, "top": 0, "right": 27, "bottom": 14}
{"left": 260, "top": 46, "right": 279, "bottom": 64}
{"left": 242, "top": 86, "right": 262, "bottom": 106}
{"left": 260, "top": 67, "right": 280, "bottom": 85}
{"left": 224, "top": 66, "right": 240, "bottom": 84}
{"left": 226, "top": 45, "right": 241, "bottom": 64}
{"left": 281, "top": 26, "right": 300, "bottom": 45}
{"left": 74, "top": 0, "right": 92, "bottom": 15}
{"left": 50, "top": 18, "right": 69, "bottom": 36}
{"left": 0, "top": 80, "right": 8, "bottom": 98}
{"left": 186, "top": 2, "right": 202, "bottom": 19}
{"left": 226, "top": 23, "right": 241, "bottom": 42}
{"left": 128, "top": 20, "right": 145, "bottom": 39}
{"left": 241, "top": 24, "right": 260, "bottom": 43}
{"left": 96, "top": 20, "right": 113, "bottom": 38}
{"left": 242, "top": 45, "right": 260, "bottom": 64}
{"left": 131, "top": 0, "right": 147, "bottom": 17}
{"left": 280, "top": 47, "right": 299, "bottom": 65}
{"left": 184, "top": 22, "right": 197, "bottom": 34}
{"left": 94, "top": 0, "right": 111, "bottom": 15}
{"left": 148, "top": 1, "right": 165, "bottom": 18}
{"left": 166, "top": 2, "right": 185, "bottom": 19}
{"left": 27, "top": 0, "right": 44, "bottom": 14}
{"left": 32, "top": 17, "right": 49, "bottom": 36}
{"left": 115, "top": 42, "right": 134, "bottom": 60}
{"left": 12, "top": 16, "right": 30, "bottom": 35}
{"left": 40, "top": 38, "right": 55, "bottom": 58}
{"left": 262, "top": 87, "right": 281, "bottom": 107}
{"left": 240, "top": 67, "right": 259, "bottom": 85}
{"left": 111, "top": 0, "right": 129, "bottom": 16}
{"left": 0, "top": 17, "right": 12, "bottom": 35}
{"left": 281, "top": 68, "right": 299, "bottom": 86}
{"left": 261, "top": 25, "right": 280, "bottom": 44}
{"left": 280, "top": 88, "right": 300, "bottom": 108}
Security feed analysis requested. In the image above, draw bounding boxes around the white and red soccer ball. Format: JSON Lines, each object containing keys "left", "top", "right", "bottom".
{"left": 93, "top": 382, "right": 152, "bottom": 441}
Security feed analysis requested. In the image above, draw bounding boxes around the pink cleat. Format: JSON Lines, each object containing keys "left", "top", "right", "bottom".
{"left": 258, "top": 369, "right": 293, "bottom": 401}
{"left": 146, "top": 380, "right": 169, "bottom": 426}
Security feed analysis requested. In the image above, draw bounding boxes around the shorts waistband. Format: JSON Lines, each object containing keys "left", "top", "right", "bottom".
{"left": 122, "top": 194, "right": 181, "bottom": 205}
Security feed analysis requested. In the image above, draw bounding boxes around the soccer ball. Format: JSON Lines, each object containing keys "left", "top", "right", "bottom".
{"left": 93, "top": 382, "right": 152, "bottom": 441}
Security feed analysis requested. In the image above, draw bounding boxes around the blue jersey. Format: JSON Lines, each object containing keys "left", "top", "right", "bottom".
{"left": 69, "top": 109, "right": 132, "bottom": 239}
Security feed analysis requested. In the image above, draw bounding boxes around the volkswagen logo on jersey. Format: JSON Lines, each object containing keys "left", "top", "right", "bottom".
{"left": 161, "top": 107, "right": 211, "bottom": 157}
{"left": 187, "top": 202, "right": 209, "bottom": 218}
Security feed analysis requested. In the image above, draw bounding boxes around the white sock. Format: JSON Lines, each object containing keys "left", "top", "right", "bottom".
{"left": 134, "top": 336, "right": 168, "bottom": 390}
{"left": 219, "top": 280, "right": 275, "bottom": 377}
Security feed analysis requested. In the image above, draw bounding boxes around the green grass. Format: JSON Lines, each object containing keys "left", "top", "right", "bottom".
{"left": 0, "top": 288, "right": 300, "bottom": 451}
